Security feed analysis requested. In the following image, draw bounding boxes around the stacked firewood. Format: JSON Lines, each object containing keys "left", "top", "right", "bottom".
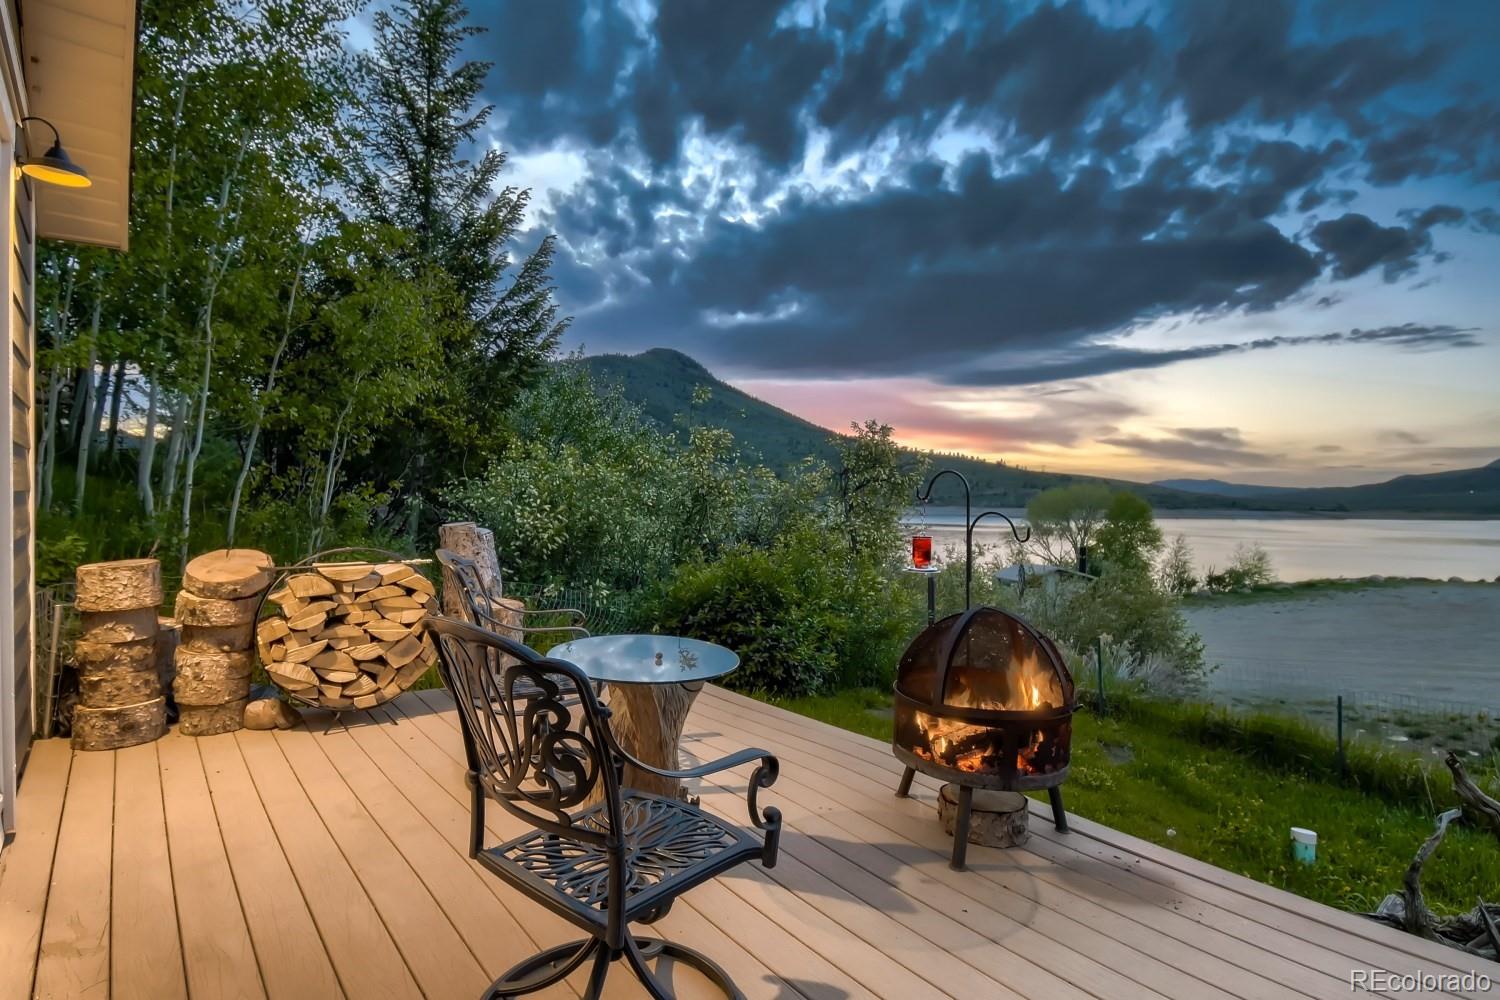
{"left": 172, "top": 549, "right": 274, "bottom": 736}
{"left": 72, "top": 559, "right": 167, "bottom": 750}
{"left": 257, "top": 561, "right": 438, "bottom": 711}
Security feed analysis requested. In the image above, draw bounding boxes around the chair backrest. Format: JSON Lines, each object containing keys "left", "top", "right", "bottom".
{"left": 435, "top": 547, "right": 506, "bottom": 630}
{"left": 426, "top": 614, "right": 623, "bottom": 844}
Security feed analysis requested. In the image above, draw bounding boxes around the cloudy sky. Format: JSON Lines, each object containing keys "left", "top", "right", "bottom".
{"left": 453, "top": 0, "right": 1496, "bottom": 486}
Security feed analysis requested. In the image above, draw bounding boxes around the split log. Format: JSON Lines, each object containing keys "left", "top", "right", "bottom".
{"left": 154, "top": 617, "right": 181, "bottom": 687}
{"left": 258, "top": 560, "right": 440, "bottom": 711}
{"left": 1445, "top": 751, "right": 1500, "bottom": 842}
{"left": 172, "top": 649, "right": 254, "bottom": 706}
{"left": 79, "top": 607, "right": 158, "bottom": 644}
{"left": 178, "top": 699, "right": 247, "bottom": 737}
{"left": 75, "top": 558, "right": 162, "bottom": 612}
{"left": 183, "top": 549, "right": 274, "bottom": 599}
{"left": 243, "top": 698, "right": 302, "bottom": 731}
{"left": 174, "top": 590, "right": 260, "bottom": 627}
{"left": 72, "top": 697, "right": 167, "bottom": 751}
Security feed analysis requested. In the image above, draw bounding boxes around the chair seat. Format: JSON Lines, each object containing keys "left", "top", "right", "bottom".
{"left": 481, "top": 791, "right": 764, "bottom": 927}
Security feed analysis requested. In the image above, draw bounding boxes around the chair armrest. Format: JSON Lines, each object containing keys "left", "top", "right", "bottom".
{"left": 609, "top": 742, "right": 783, "bottom": 863}
{"left": 506, "top": 624, "right": 591, "bottom": 639}
{"left": 513, "top": 606, "right": 587, "bottom": 625}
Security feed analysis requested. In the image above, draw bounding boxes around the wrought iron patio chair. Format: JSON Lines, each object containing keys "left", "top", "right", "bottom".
{"left": 427, "top": 615, "right": 782, "bottom": 999}
{"left": 435, "top": 547, "right": 590, "bottom": 642}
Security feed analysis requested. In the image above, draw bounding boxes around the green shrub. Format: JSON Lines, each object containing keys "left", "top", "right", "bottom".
{"left": 1205, "top": 543, "right": 1276, "bottom": 592}
{"left": 653, "top": 545, "right": 841, "bottom": 696}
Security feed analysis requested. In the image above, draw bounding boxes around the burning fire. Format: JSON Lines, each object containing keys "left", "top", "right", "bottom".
{"left": 912, "top": 642, "right": 1062, "bottom": 776}
{"left": 942, "top": 642, "right": 1061, "bottom": 713}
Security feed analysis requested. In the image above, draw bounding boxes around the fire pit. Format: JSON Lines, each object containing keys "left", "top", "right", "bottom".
{"left": 893, "top": 604, "right": 1075, "bottom": 869}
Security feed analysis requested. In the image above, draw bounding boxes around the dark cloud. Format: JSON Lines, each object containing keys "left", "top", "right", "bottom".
{"left": 1377, "top": 429, "right": 1428, "bottom": 445}
{"left": 1172, "top": 0, "right": 1444, "bottom": 127}
{"left": 462, "top": 0, "right": 1498, "bottom": 384}
{"left": 941, "top": 324, "right": 1482, "bottom": 387}
{"left": 1309, "top": 213, "right": 1436, "bottom": 281}
{"left": 1100, "top": 427, "right": 1280, "bottom": 467}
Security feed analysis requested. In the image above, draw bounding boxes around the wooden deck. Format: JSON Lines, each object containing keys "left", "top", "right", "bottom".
{"left": 0, "top": 685, "right": 1490, "bottom": 1000}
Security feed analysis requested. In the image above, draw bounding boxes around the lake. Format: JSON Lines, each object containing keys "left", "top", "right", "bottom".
{"left": 909, "top": 508, "right": 1500, "bottom": 582}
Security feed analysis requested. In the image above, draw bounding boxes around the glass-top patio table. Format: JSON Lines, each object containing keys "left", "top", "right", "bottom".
{"left": 549, "top": 634, "right": 739, "bottom": 803}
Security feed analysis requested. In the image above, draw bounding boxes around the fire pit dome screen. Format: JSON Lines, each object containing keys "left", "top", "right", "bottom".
{"left": 893, "top": 605, "right": 1076, "bottom": 867}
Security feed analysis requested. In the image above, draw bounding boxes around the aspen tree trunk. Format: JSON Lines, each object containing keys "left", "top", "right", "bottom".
{"left": 73, "top": 290, "right": 103, "bottom": 514}
{"left": 139, "top": 79, "right": 186, "bottom": 517}
{"left": 161, "top": 392, "right": 185, "bottom": 510}
{"left": 226, "top": 240, "right": 307, "bottom": 546}
{"left": 136, "top": 381, "right": 158, "bottom": 517}
{"left": 104, "top": 357, "right": 127, "bottom": 455}
{"left": 37, "top": 261, "right": 76, "bottom": 511}
{"left": 178, "top": 134, "right": 247, "bottom": 568}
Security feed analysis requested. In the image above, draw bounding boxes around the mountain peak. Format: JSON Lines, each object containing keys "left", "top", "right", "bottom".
{"left": 633, "top": 348, "right": 714, "bottom": 377}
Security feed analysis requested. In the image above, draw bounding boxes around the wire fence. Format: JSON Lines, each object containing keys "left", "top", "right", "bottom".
{"left": 1097, "top": 656, "right": 1500, "bottom": 764}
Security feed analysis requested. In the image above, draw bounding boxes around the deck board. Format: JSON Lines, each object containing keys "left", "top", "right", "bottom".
{"left": 1, "top": 685, "right": 1492, "bottom": 1000}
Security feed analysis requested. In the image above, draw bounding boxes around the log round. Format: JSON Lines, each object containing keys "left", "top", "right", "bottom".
{"left": 183, "top": 549, "right": 274, "bottom": 599}
{"left": 75, "top": 559, "right": 163, "bottom": 612}
{"left": 180, "top": 621, "right": 255, "bottom": 653}
{"left": 173, "top": 649, "right": 254, "bottom": 706}
{"left": 79, "top": 667, "right": 163, "bottom": 709}
{"left": 73, "top": 637, "right": 156, "bottom": 673}
{"left": 72, "top": 697, "right": 167, "bottom": 751}
{"left": 79, "top": 607, "right": 159, "bottom": 644}
{"left": 938, "top": 785, "right": 1030, "bottom": 848}
{"left": 178, "top": 699, "right": 247, "bottom": 737}
{"left": 259, "top": 561, "right": 439, "bottom": 711}
{"left": 174, "top": 590, "right": 260, "bottom": 627}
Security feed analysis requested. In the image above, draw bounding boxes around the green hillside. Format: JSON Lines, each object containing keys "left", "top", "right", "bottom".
{"left": 578, "top": 349, "right": 1253, "bottom": 509}
{"left": 577, "top": 349, "right": 1500, "bottom": 515}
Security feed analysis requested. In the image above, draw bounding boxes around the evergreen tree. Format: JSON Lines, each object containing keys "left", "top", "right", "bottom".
{"left": 352, "top": 0, "right": 568, "bottom": 516}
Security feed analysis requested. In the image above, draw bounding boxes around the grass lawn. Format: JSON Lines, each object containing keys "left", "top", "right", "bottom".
{"left": 762, "top": 687, "right": 1500, "bottom": 916}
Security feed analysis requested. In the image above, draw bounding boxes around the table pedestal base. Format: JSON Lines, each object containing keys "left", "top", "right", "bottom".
{"left": 595, "top": 681, "right": 704, "bottom": 803}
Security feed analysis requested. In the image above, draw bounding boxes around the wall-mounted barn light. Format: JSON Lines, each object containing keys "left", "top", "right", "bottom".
{"left": 17, "top": 116, "right": 91, "bottom": 188}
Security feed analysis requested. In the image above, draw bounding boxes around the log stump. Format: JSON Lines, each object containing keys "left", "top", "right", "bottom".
{"left": 79, "top": 607, "right": 159, "bottom": 645}
{"left": 173, "top": 649, "right": 254, "bottom": 706}
{"left": 170, "top": 548, "right": 270, "bottom": 737}
{"left": 183, "top": 549, "right": 274, "bottom": 599}
{"left": 71, "top": 559, "right": 166, "bottom": 749}
{"left": 75, "top": 559, "right": 162, "bottom": 612}
{"left": 437, "top": 522, "right": 503, "bottom": 616}
{"left": 938, "top": 785, "right": 1029, "bottom": 848}
{"left": 585, "top": 682, "right": 705, "bottom": 806}
{"left": 72, "top": 697, "right": 167, "bottom": 751}
{"left": 178, "top": 699, "right": 249, "bottom": 737}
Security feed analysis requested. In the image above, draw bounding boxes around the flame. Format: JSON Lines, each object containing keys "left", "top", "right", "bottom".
{"left": 909, "top": 637, "right": 1065, "bottom": 777}
{"left": 940, "top": 642, "right": 1060, "bottom": 713}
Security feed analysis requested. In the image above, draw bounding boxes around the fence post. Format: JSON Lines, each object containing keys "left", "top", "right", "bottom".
{"left": 1336, "top": 694, "right": 1347, "bottom": 783}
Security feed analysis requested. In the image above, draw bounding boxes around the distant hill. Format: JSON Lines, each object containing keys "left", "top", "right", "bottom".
{"left": 1152, "top": 478, "right": 1293, "bottom": 498}
{"left": 576, "top": 349, "right": 1500, "bottom": 515}
{"left": 577, "top": 350, "right": 1254, "bottom": 510}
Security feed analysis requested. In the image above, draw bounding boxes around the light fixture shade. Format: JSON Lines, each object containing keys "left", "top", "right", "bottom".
{"left": 20, "top": 139, "right": 91, "bottom": 188}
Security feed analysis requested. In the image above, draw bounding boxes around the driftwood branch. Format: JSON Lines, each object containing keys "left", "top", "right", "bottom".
{"left": 1364, "top": 799, "right": 1500, "bottom": 961}
{"left": 1401, "top": 808, "right": 1462, "bottom": 940}
{"left": 1446, "top": 751, "right": 1500, "bottom": 841}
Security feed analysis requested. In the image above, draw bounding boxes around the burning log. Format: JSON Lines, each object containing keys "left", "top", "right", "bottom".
{"left": 258, "top": 562, "right": 438, "bottom": 711}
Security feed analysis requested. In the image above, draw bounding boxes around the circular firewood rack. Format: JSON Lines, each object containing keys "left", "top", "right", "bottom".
{"left": 253, "top": 547, "right": 440, "bottom": 714}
